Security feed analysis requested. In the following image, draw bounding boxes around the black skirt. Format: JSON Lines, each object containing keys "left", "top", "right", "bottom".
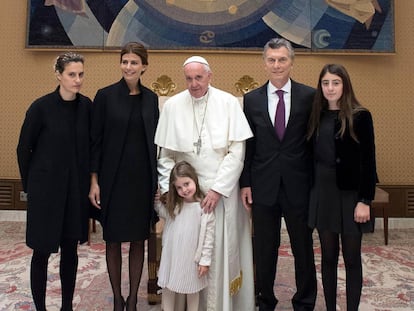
{"left": 308, "top": 163, "right": 374, "bottom": 235}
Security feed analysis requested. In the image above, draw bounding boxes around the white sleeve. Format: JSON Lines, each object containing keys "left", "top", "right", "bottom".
{"left": 211, "top": 140, "right": 245, "bottom": 198}
{"left": 199, "top": 212, "right": 216, "bottom": 266}
{"left": 157, "top": 147, "right": 176, "bottom": 194}
{"left": 154, "top": 201, "right": 169, "bottom": 220}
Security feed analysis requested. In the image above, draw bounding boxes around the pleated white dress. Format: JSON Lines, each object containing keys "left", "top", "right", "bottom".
{"left": 156, "top": 202, "right": 215, "bottom": 294}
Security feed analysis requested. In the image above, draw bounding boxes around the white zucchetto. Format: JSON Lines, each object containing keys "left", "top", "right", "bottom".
{"left": 183, "top": 56, "right": 209, "bottom": 67}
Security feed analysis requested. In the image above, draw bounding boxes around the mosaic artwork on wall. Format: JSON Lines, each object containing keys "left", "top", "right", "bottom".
{"left": 26, "top": 0, "right": 394, "bottom": 53}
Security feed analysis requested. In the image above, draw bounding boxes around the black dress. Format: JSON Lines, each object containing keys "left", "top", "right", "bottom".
{"left": 103, "top": 95, "right": 152, "bottom": 242}
{"left": 61, "top": 98, "right": 83, "bottom": 240}
{"left": 308, "top": 110, "right": 371, "bottom": 235}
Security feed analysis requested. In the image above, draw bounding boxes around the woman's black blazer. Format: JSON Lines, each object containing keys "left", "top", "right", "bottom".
{"left": 334, "top": 109, "right": 377, "bottom": 201}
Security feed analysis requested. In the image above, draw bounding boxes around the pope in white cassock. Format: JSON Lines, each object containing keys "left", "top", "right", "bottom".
{"left": 155, "top": 56, "right": 255, "bottom": 311}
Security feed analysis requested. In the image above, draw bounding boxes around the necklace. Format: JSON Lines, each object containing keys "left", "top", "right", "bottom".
{"left": 192, "top": 90, "right": 209, "bottom": 155}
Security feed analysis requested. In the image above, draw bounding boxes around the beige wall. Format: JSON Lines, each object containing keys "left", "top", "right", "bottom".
{"left": 1, "top": 2, "right": 413, "bottom": 184}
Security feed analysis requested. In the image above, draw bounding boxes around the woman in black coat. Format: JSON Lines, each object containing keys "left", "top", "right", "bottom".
{"left": 17, "top": 52, "right": 91, "bottom": 311}
{"left": 307, "top": 64, "right": 377, "bottom": 311}
{"left": 89, "top": 42, "right": 159, "bottom": 311}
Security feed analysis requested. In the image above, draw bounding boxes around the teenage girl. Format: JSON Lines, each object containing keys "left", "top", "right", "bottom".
{"left": 307, "top": 64, "right": 377, "bottom": 311}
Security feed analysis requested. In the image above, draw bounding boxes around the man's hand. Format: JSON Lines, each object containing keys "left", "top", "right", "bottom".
{"left": 240, "top": 187, "right": 253, "bottom": 212}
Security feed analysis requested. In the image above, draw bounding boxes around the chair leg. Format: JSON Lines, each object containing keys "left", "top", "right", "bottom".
{"left": 383, "top": 209, "right": 389, "bottom": 245}
{"left": 88, "top": 219, "right": 96, "bottom": 246}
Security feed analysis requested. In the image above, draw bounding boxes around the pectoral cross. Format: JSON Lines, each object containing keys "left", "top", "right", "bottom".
{"left": 194, "top": 137, "right": 202, "bottom": 155}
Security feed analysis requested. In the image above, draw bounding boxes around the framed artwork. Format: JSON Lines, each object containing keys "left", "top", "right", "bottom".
{"left": 26, "top": 0, "right": 395, "bottom": 53}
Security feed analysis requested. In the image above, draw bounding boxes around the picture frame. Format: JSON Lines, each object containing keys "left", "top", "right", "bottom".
{"left": 26, "top": 0, "right": 395, "bottom": 54}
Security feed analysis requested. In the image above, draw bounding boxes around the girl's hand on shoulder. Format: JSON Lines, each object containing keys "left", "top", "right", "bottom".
{"left": 354, "top": 202, "right": 370, "bottom": 223}
{"left": 198, "top": 265, "right": 209, "bottom": 277}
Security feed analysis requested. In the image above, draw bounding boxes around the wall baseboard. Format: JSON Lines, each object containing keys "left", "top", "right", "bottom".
{"left": 2, "top": 210, "right": 413, "bottom": 229}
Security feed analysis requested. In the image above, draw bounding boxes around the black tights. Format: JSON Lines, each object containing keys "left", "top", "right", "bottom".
{"left": 318, "top": 230, "right": 363, "bottom": 311}
{"left": 106, "top": 240, "right": 145, "bottom": 311}
{"left": 30, "top": 238, "right": 78, "bottom": 311}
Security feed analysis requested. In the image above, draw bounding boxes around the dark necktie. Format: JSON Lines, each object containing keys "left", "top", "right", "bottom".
{"left": 275, "top": 90, "right": 285, "bottom": 140}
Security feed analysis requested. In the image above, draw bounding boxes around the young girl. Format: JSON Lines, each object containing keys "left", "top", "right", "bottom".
{"left": 155, "top": 161, "right": 215, "bottom": 311}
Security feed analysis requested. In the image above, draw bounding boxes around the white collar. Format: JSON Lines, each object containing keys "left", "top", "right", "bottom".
{"left": 268, "top": 79, "right": 291, "bottom": 94}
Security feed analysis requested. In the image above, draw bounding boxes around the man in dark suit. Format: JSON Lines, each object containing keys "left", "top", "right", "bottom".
{"left": 240, "top": 38, "right": 317, "bottom": 311}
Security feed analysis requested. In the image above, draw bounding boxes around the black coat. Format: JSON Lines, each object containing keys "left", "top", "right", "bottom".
{"left": 17, "top": 87, "right": 92, "bottom": 252}
{"left": 240, "top": 81, "right": 315, "bottom": 209}
{"left": 90, "top": 79, "right": 159, "bottom": 226}
{"left": 334, "top": 110, "right": 377, "bottom": 201}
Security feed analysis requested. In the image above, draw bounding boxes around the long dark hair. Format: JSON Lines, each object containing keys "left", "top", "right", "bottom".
{"left": 166, "top": 161, "right": 204, "bottom": 219}
{"left": 307, "top": 63, "right": 366, "bottom": 142}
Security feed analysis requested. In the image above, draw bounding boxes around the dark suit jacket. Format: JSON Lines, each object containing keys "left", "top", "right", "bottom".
{"left": 334, "top": 110, "right": 377, "bottom": 201}
{"left": 90, "top": 79, "right": 159, "bottom": 224}
{"left": 17, "top": 87, "right": 92, "bottom": 252}
{"left": 240, "top": 80, "right": 315, "bottom": 210}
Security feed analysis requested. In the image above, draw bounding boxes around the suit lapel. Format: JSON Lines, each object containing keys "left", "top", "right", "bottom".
{"left": 283, "top": 81, "right": 302, "bottom": 139}
{"left": 288, "top": 81, "right": 299, "bottom": 122}
{"left": 257, "top": 84, "right": 274, "bottom": 129}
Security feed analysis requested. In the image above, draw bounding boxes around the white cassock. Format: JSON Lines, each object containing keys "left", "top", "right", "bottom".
{"left": 155, "top": 86, "right": 256, "bottom": 311}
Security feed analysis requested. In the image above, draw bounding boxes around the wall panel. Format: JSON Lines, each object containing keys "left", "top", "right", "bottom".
{"left": 0, "top": 2, "right": 413, "bottom": 185}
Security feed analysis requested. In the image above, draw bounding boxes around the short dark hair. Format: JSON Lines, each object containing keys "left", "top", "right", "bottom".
{"left": 54, "top": 52, "right": 84, "bottom": 74}
{"left": 120, "top": 42, "right": 148, "bottom": 66}
{"left": 263, "top": 38, "right": 295, "bottom": 60}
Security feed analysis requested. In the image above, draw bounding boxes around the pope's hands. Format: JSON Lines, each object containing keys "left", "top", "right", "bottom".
{"left": 201, "top": 189, "right": 221, "bottom": 213}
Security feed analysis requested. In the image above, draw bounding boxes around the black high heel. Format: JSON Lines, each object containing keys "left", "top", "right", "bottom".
{"left": 113, "top": 296, "right": 125, "bottom": 311}
{"left": 126, "top": 295, "right": 137, "bottom": 311}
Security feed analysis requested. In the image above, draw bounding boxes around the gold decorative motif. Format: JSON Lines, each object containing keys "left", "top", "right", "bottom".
{"left": 151, "top": 75, "right": 177, "bottom": 96}
{"left": 235, "top": 75, "right": 259, "bottom": 95}
{"left": 200, "top": 30, "right": 215, "bottom": 44}
{"left": 229, "top": 271, "right": 243, "bottom": 296}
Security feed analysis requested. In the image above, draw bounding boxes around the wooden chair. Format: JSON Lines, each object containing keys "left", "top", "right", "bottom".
{"left": 372, "top": 187, "right": 390, "bottom": 245}
{"left": 88, "top": 218, "right": 96, "bottom": 245}
{"left": 147, "top": 219, "right": 164, "bottom": 304}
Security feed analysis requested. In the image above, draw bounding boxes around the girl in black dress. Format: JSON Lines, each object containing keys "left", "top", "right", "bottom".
{"left": 307, "top": 64, "right": 377, "bottom": 311}
{"left": 89, "top": 42, "right": 159, "bottom": 311}
{"left": 17, "top": 52, "right": 91, "bottom": 311}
